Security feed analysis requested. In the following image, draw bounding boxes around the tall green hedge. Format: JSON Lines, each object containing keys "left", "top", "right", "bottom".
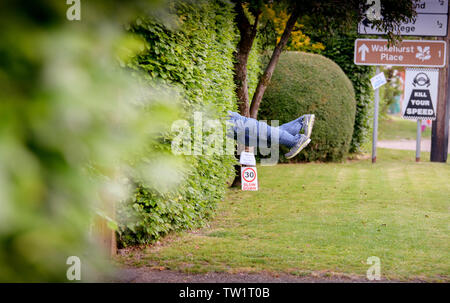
{"left": 117, "top": 0, "right": 261, "bottom": 245}
{"left": 259, "top": 51, "right": 356, "bottom": 162}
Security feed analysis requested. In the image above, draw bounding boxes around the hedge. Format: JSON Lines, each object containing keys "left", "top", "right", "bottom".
{"left": 319, "top": 32, "right": 375, "bottom": 153}
{"left": 259, "top": 51, "right": 356, "bottom": 162}
{"left": 116, "top": 0, "right": 262, "bottom": 246}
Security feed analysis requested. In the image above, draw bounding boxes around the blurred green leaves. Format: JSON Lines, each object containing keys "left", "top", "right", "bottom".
{"left": 0, "top": 0, "right": 183, "bottom": 281}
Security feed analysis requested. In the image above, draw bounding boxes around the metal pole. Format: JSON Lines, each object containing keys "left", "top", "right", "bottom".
{"left": 372, "top": 66, "right": 380, "bottom": 163}
{"left": 416, "top": 119, "right": 422, "bottom": 162}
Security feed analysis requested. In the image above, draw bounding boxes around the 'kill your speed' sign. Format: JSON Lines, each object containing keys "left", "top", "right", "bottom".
{"left": 402, "top": 68, "right": 439, "bottom": 120}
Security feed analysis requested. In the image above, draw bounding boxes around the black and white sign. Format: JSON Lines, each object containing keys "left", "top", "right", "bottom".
{"left": 402, "top": 68, "right": 439, "bottom": 120}
{"left": 241, "top": 167, "right": 258, "bottom": 191}
{"left": 358, "top": 0, "right": 448, "bottom": 37}
{"left": 358, "top": 14, "right": 448, "bottom": 37}
{"left": 415, "top": 0, "right": 449, "bottom": 14}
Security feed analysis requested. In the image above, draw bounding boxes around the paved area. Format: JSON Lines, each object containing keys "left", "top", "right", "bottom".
{"left": 378, "top": 138, "right": 450, "bottom": 152}
{"left": 112, "top": 267, "right": 388, "bottom": 283}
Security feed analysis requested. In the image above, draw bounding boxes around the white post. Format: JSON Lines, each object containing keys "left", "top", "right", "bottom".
{"left": 416, "top": 119, "right": 422, "bottom": 162}
{"left": 372, "top": 66, "right": 381, "bottom": 163}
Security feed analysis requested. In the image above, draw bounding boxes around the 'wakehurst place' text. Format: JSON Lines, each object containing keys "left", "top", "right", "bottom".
{"left": 370, "top": 44, "right": 416, "bottom": 62}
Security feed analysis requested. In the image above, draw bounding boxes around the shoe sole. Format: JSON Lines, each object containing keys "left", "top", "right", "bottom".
{"left": 285, "top": 138, "right": 311, "bottom": 159}
{"left": 305, "top": 114, "right": 315, "bottom": 138}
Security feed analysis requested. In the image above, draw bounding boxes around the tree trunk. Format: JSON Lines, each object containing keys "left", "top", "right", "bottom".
{"left": 230, "top": 146, "right": 243, "bottom": 188}
{"left": 232, "top": 0, "right": 260, "bottom": 117}
{"left": 230, "top": 1, "right": 260, "bottom": 187}
{"left": 249, "top": 6, "right": 301, "bottom": 118}
{"left": 230, "top": 2, "right": 300, "bottom": 187}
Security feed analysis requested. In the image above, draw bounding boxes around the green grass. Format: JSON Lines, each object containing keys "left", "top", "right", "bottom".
{"left": 379, "top": 115, "right": 431, "bottom": 141}
{"left": 122, "top": 149, "right": 449, "bottom": 281}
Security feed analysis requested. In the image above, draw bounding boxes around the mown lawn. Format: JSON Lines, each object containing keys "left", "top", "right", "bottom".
{"left": 121, "top": 149, "right": 449, "bottom": 281}
{"left": 379, "top": 115, "right": 432, "bottom": 141}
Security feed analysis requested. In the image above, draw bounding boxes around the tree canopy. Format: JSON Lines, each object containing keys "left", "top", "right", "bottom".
{"left": 231, "top": 0, "right": 417, "bottom": 118}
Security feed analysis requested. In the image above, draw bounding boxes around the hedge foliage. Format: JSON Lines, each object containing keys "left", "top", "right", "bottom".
{"left": 259, "top": 51, "right": 356, "bottom": 162}
{"left": 117, "top": 0, "right": 262, "bottom": 246}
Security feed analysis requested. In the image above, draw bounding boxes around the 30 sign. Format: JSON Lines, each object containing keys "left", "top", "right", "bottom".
{"left": 241, "top": 167, "right": 258, "bottom": 191}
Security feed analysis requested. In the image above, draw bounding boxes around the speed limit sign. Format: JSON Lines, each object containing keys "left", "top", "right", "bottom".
{"left": 241, "top": 167, "right": 258, "bottom": 191}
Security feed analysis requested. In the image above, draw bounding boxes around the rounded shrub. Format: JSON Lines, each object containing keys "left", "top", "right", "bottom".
{"left": 259, "top": 51, "right": 356, "bottom": 162}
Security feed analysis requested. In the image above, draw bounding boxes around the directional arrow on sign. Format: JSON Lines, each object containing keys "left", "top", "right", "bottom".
{"left": 358, "top": 43, "right": 369, "bottom": 61}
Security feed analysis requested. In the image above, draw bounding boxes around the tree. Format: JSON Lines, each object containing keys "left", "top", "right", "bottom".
{"left": 232, "top": 0, "right": 416, "bottom": 119}
{"left": 262, "top": 5, "right": 325, "bottom": 53}
{"left": 229, "top": 0, "right": 417, "bottom": 186}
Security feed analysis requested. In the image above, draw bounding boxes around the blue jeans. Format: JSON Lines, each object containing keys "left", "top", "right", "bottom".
{"left": 226, "top": 111, "right": 304, "bottom": 148}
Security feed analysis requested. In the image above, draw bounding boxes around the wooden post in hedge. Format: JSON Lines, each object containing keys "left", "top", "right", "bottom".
{"left": 92, "top": 200, "right": 117, "bottom": 257}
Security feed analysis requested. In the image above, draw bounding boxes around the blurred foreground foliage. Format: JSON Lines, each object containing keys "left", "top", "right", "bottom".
{"left": 0, "top": 0, "right": 182, "bottom": 281}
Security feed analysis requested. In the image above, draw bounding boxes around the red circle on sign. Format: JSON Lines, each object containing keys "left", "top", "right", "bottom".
{"left": 242, "top": 167, "right": 256, "bottom": 182}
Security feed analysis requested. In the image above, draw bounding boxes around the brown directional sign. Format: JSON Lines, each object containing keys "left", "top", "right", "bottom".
{"left": 354, "top": 39, "right": 446, "bottom": 67}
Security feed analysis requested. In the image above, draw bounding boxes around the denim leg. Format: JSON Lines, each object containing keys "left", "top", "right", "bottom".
{"left": 280, "top": 116, "right": 304, "bottom": 135}
{"left": 226, "top": 111, "right": 264, "bottom": 147}
{"left": 279, "top": 132, "right": 301, "bottom": 148}
{"left": 226, "top": 111, "right": 299, "bottom": 148}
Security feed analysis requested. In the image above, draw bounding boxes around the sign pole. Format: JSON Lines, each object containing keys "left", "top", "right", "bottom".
{"left": 416, "top": 119, "right": 422, "bottom": 162}
{"left": 431, "top": 2, "right": 450, "bottom": 162}
{"left": 416, "top": 37, "right": 423, "bottom": 163}
{"left": 372, "top": 66, "right": 380, "bottom": 163}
